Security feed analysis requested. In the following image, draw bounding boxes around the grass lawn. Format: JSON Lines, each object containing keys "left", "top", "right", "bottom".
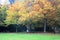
{"left": 0, "top": 33, "right": 60, "bottom": 40}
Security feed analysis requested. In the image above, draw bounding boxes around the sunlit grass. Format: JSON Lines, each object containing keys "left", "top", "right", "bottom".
{"left": 0, "top": 33, "right": 60, "bottom": 40}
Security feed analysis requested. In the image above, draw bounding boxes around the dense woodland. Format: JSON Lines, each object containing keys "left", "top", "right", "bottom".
{"left": 0, "top": 0, "right": 60, "bottom": 33}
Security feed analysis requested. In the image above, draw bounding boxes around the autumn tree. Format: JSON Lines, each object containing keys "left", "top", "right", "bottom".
{"left": 5, "top": 0, "right": 60, "bottom": 32}
{"left": 24, "top": 0, "right": 59, "bottom": 32}
{"left": 48, "top": 0, "right": 60, "bottom": 32}
{"left": 5, "top": 1, "right": 29, "bottom": 32}
{"left": 0, "top": 5, "right": 7, "bottom": 26}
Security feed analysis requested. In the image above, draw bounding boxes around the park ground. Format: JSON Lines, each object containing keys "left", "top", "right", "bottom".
{"left": 0, "top": 33, "right": 60, "bottom": 40}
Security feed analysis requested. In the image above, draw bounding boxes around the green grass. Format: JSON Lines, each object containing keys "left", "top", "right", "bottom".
{"left": 0, "top": 33, "right": 60, "bottom": 40}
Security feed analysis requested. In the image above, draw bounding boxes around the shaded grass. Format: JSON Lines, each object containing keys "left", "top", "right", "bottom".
{"left": 0, "top": 33, "right": 60, "bottom": 40}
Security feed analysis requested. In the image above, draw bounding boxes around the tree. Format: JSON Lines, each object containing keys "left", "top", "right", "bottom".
{"left": 25, "top": 0, "right": 59, "bottom": 32}
{"left": 5, "top": 0, "right": 60, "bottom": 33}
{"left": 50, "top": 0, "right": 60, "bottom": 33}
{"left": 0, "top": 5, "right": 7, "bottom": 26}
{"left": 5, "top": 1, "right": 28, "bottom": 32}
{"left": 44, "top": 0, "right": 60, "bottom": 33}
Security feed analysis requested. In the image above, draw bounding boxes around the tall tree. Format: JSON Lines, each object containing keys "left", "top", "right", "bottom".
{"left": 0, "top": 5, "right": 7, "bottom": 26}
{"left": 25, "top": 0, "right": 58, "bottom": 32}
{"left": 5, "top": 1, "right": 28, "bottom": 32}
{"left": 50, "top": 0, "right": 60, "bottom": 32}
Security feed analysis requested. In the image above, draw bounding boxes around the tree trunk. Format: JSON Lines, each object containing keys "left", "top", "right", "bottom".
{"left": 16, "top": 25, "right": 18, "bottom": 33}
{"left": 26, "top": 24, "right": 30, "bottom": 32}
{"left": 54, "top": 27, "right": 57, "bottom": 33}
{"left": 44, "top": 18, "right": 47, "bottom": 32}
{"left": 16, "top": 26, "right": 17, "bottom": 32}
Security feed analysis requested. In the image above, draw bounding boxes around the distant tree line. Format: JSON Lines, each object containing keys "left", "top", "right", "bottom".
{"left": 0, "top": 0, "right": 60, "bottom": 33}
